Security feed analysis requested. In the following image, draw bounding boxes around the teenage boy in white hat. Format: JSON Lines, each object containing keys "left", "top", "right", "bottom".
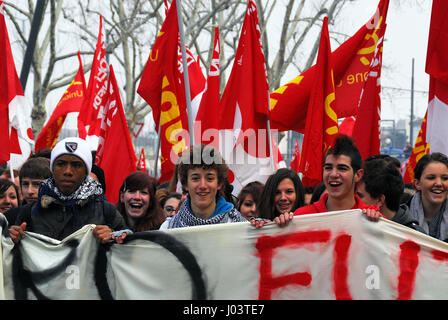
{"left": 9, "top": 137, "right": 125, "bottom": 243}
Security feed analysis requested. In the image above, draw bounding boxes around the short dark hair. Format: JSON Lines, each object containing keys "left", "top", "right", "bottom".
{"left": 258, "top": 168, "right": 305, "bottom": 220}
{"left": 237, "top": 181, "right": 264, "bottom": 213}
{"left": 19, "top": 157, "right": 51, "bottom": 184}
{"left": 310, "top": 182, "right": 326, "bottom": 204}
{"left": 414, "top": 152, "right": 448, "bottom": 180}
{"left": 365, "top": 154, "right": 401, "bottom": 171}
{"left": 91, "top": 164, "right": 106, "bottom": 193}
{"left": 325, "top": 134, "right": 362, "bottom": 173}
{"left": 160, "top": 192, "right": 182, "bottom": 209}
{"left": 361, "top": 159, "right": 404, "bottom": 211}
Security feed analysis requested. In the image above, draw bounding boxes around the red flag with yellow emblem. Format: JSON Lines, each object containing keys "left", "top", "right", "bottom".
{"left": 403, "top": 111, "right": 430, "bottom": 184}
{"left": 351, "top": 1, "right": 389, "bottom": 159}
{"left": 299, "top": 17, "right": 339, "bottom": 187}
{"left": 137, "top": 0, "right": 189, "bottom": 183}
{"left": 270, "top": 0, "right": 390, "bottom": 133}
{"left": 35, "top": 52, "right": 86, "bottom": 152}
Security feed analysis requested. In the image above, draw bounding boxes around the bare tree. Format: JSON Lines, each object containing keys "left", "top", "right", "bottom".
{"left": 4, "top": 0, "right": 350, "bottom": 140}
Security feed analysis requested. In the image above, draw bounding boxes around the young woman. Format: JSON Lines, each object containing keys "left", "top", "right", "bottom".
{"left": 0, "top": 179, "right": 20, "bottom": 214}
{"left": 160, "top": 192, "right": 182, "bottom": 217}
{"left": 116, "top": 171, "right": 166, "bottom": 232}
{"left": 236, "top": 181, "right": 264, "bottom": 220}
{"left": 409, "top": 152, "right": 448, "bottom": 241}
{"left": 257, "top": 168, "right": 305, "bottom": 221}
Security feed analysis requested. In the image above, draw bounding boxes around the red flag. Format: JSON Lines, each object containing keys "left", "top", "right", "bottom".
{"left": 299, "top": 17, "right": 339, "bottom": 187}
{"left": 270, "top": 0, "right": 390, "bottom": 133}
{"left": 77, "top": 15, "right": 108, "bottom": 149}
{"left": 219, "top": 0, "right": 269, "bottom": 136}
{"left": 217, "top": 0, "right": 273, "bottom": 193}
{"left": 137, "top": 148, "right": 147, "bottom": 173}
{"left": 137, "top": 0, "right": 189, "bottom": 183}
{"left": 338, "top": 116, "right": 356, "bottom": 136}
{"left": 0, "top": 2, "right": 34, "bottom": 166}
{"left": 35, "top": 52, "right": 86, "bottom": 152}
{"left": 180, "top": 44, "right": 206, "bottom": 120}
{"left": 290, "top": 138, "right": 300, "bottom": 173}
{"left": 195, "top": 26, "right": 220, "bottom": 147}
{"left": 352, "top": 4, "right": 389, "bottom": 159}
{"left": 425, "top": 0, "right": 448, "bottom": 155}
{"left": 272, "top": 136, "right": 286, "bottom": 170}
{"left": 162, "top": 0, "right": 206, "bottom": 122}
{"left": 403, "top": 111, "right": 429, "bottom": 183}
{"left": 96, "top": 66, "right": 137, "bottom": 204}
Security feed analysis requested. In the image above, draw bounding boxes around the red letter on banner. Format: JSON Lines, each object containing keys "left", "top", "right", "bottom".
{"left": 397, "top": 240, "right": 420, "bottom": 300}
{"left": 255, "top": 230, "right": 331, "bottom": 299}
{"left": 333, "top": 234, "right": 353, "bottom": 300}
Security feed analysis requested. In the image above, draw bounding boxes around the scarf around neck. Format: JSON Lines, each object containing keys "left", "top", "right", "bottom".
{"left": 33, "top": 176, "right": 104, "bottom": 215}
{"left": 409, "top": 192, "right": 448, "bottom": 241}
{"left": 167, "top": 196, "right": 246, "bottom": 229}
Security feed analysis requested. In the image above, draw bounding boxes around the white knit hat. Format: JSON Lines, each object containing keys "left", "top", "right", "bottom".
{"left": 50, "top": 137, "right": 92, "bottom": 174}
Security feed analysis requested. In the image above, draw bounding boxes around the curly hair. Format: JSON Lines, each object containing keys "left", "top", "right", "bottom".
{"left": 177, "top": 144, "right": 228, "bottom": 200}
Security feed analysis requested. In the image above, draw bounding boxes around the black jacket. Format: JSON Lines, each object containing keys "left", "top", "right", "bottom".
{"left": 11, "top": 196, "right": 125, "bottom": 241}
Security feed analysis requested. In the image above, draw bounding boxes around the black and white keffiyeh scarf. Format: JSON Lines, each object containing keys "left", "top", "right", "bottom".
{"left": 33, "top": 176, "right": 104, "bottom": 215}
{"left": 167, "top": 197, "right": 246, "bottom": 229}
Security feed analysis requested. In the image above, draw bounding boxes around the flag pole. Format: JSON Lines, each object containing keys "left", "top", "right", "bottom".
{"left": 153, "top": 117, "right": 161, "bottom": 179}
{"left": 8, "top": 161, "right": 14, "bottom": 183}
{"left": 267, "top": 98, "right": 275, "bottom": 172}
{"left": 175, "top": 0, "right": 194, "bottom": 146}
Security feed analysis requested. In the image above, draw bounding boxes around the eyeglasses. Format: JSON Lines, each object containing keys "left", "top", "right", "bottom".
{"left": 164, "top": 206, "right": 176, "bottom": 213}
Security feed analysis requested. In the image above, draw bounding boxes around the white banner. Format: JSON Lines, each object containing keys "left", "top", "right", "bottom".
{"left": 1, "top": 210, "right": 447, "bottom": 300}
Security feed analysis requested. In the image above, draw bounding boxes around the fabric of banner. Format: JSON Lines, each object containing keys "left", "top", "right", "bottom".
{"left": 1, "top": 210, "right": 447, "bottom": 300}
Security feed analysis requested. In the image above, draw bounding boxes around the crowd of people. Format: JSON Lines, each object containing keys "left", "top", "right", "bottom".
{"left": 1, "top": 134, "right": 448, "bottom": 245}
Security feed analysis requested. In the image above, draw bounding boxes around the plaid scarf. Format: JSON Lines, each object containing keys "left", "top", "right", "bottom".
{"left": 167, "top": 197, "right": 246, "bottom": 229}
{"left": 33, "top": 176, "right": 104, "bottom": 215}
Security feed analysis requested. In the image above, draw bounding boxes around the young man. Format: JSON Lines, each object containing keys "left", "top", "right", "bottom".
{"left": 160, "top": 144, "right": 246, "bottom": 229}
{"left": 8, "top": 137, "right": 125, "bottom": 243}
{"left": 293, "top": 135, "right": 380, "bottom": 220}
{"left": 3, "top": 157, "right": 52, "bottom": 225}
{"left": 356, "top": 158, "right": 425, "bottom": 232}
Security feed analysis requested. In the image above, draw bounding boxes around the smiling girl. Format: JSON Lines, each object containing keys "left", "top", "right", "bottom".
{"left": 117, "top": 171, "right": 166, "bottom": 232}
{"left": 409, "top": 152, "right": 448, "bottom": 241}
{"left": 257, "top": 168, "right": 305, "bottom": 221}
